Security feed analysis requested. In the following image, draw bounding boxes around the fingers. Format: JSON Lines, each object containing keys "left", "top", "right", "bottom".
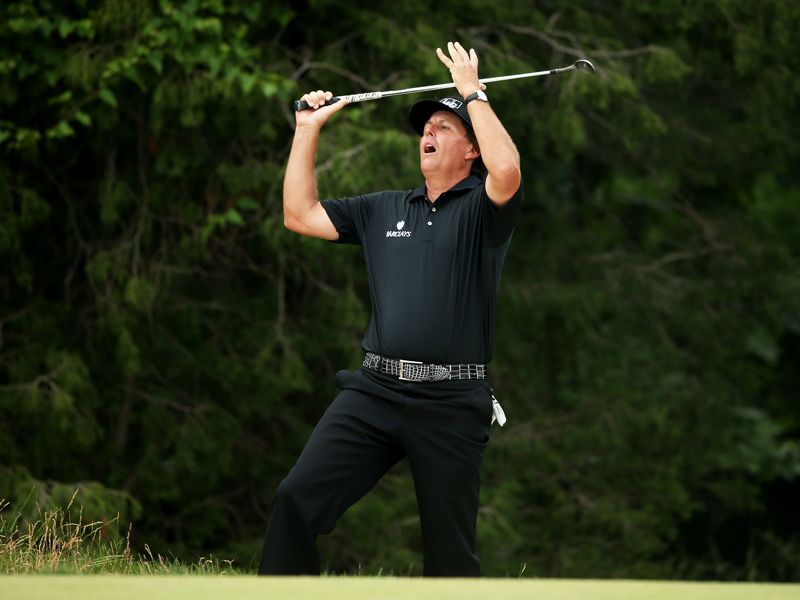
{"left": 450, "top": 42, "right": 474, "bottom": 62}
{"left": 436, "top": 47, "right": 453, "bottom": 67}
{"left": 326, "top": 95, "right": 350, "bottom": 114}
{"left": 437, "top": 42, "right": 481, "bottom": 98}
{"left": 438, "top": 42, "right": 479, "bottom": 67}
{"left": 446, "top": 41, "right": 465, "bottom": 63}
{"left": 301, "top": 89, "right": 333, "bottom": 109}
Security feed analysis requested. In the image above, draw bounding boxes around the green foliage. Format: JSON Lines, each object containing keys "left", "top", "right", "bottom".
{"left": 1, "top": 0, "right": 799, "bottom": 581}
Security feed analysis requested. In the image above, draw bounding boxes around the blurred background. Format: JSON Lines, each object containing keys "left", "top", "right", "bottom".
{"left": 1, "top": 0, "right": 799, "bottom": 579}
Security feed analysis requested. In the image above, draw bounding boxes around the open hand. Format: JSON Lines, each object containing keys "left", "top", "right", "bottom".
{"left": 435, "top": 42, "right": 486, "bottom": 99}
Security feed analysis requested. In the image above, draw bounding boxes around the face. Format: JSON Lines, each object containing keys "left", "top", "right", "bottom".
{"left": 419, "top": 111, "right": 479, "bottom": 177}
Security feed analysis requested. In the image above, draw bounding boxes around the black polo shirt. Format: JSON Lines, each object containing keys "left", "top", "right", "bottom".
{"left": 321, "top": 174, "right": 523, "bottom": 364}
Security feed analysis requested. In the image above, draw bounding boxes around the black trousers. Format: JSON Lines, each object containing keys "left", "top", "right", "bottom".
{"left": 258, "top": 367, "right": 493, "bottom": 576}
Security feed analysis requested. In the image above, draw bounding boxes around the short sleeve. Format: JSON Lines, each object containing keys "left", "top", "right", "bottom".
{"left": 321, "top": 193, "right": 377, "bottom": 245}
{"left": 482, "top": 177, "right": 523, "bottom": 247}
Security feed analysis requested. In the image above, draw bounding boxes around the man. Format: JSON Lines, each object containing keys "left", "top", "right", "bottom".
{"left": 259, "top": 42, "right": 522, "bottom": 577}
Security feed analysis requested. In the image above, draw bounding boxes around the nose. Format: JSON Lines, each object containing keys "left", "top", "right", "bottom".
{"left": 423, "top": 122, "right": 434, "bottom": 136}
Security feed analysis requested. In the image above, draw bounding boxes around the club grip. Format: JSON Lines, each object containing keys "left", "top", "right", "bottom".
{"left": 293, "top": 96, "right": 342, "bottom": 112}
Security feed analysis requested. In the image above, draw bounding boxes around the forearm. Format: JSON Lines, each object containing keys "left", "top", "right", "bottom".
{"left": 467, "top": 101, "right": 520, "bottom": 177}
{"left": 283, "top": 124, "right": 321, "bottom": 228}
{"left": 436, "top": 42, "right": 522, "bottom": 202}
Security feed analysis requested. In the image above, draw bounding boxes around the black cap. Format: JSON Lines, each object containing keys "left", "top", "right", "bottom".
{"left": 409, "top": 96, "right": 472, "bottom": 135}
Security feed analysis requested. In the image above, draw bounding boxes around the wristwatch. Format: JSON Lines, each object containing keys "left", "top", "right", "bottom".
{"left": 465, "top": 90, "right": 488, "bottom": 105}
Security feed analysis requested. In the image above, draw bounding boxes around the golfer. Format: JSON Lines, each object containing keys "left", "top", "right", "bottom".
{"left": 259, "top": 42, "right": 522, "bottom": 577}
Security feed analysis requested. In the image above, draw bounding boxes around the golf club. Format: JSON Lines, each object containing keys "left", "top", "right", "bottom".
{"left": 292, "top": 59, "right": 596, "bottom": 112}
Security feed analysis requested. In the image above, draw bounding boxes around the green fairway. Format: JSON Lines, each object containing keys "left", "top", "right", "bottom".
{"left": 2, "top": 576, "right": 798, "bottom": 600}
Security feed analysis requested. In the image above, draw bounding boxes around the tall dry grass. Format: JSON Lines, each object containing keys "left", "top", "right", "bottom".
{"left": 0, "top": 493, "right": 237, "bottom": 574}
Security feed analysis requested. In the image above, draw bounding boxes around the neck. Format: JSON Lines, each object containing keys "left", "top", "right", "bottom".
{"left": 423, "top": 169, "right": 471, "bottom": 202}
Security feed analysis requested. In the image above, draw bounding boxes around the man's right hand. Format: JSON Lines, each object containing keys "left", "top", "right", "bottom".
{"left": 295, "top": 90, "right": 349, "bottom": 129}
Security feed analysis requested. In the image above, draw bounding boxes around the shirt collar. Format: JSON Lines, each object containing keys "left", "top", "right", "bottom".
{"left": 407, "top": 174, "right": 482, "bottom": 203}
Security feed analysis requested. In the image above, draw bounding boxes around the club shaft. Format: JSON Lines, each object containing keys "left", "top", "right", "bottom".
{"left": 292, "top": 61, "right": 589, "bottom": 111}
{"left": 383, "top": 65, "right": 575, "bottom": 98}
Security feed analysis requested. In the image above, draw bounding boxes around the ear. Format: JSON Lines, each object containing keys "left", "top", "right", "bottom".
{"left": 465, "top": 144, "right": 480, "bottom": 160}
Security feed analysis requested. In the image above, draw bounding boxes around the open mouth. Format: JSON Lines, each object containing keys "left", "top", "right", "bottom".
{"left": 423, "top": 143, "right": 437, "bottom": 154}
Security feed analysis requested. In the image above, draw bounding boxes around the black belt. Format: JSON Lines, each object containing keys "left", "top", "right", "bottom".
{"left": 362, "top": 352, "right": 486, "bottom": 382}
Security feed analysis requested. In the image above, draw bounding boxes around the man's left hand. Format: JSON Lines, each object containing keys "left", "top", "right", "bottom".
{"left": 436, "top": 42, "right": 487, "bottom": 99}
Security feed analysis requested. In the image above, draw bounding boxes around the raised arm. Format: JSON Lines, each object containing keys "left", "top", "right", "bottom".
{"left": 283, "top": 90, "right": 349, "bottom": 240}
{"left": 436, "top": 42, "right": 522, "bottom": 206}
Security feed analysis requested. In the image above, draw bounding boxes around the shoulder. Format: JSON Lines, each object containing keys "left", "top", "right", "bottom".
{"left": 354, "top": 189, "right": 409, "bottom": 203}
{"left": 362, "top": 189, "right": 410, "bottom": 213}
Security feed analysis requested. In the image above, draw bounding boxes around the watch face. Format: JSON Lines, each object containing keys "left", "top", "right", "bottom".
{"left": 468, "top": 90, "right": 488, "bottom": 103}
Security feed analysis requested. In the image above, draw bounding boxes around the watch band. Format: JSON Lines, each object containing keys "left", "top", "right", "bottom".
{"left": 465, "top": 90, "right": 488, "bottom": 105}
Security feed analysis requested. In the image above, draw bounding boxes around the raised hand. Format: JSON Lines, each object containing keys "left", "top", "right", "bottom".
{"left": 435, "top": 42, "right": 486, "bottom": 99}
{"left": 294, "top": 90, "right": 349, "bottom": 129}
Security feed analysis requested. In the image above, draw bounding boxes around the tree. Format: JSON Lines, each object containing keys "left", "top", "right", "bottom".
{"left": 1, "top": 0, "right": 799, "bottom": 579}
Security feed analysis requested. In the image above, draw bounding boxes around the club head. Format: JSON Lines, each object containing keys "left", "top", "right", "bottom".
{"left": 575, "top": 59, "right": 596, "bottom": 73}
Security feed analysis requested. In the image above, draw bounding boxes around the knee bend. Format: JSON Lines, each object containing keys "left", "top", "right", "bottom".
{"left": 272, "top": 476, "right": 336, "bottom": 535}
{"left": 274, "top": 476, "right": 306, "bottom": 508}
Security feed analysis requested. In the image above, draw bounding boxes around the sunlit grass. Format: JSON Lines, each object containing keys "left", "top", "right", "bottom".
{"left": 3, "top": 575, "right": 800, "bottom": 600}
{"left": 0, "top": 495, "right": 237, "bottom": 575}
{"left": 2, "top": 496, "right": 799, "bottom": 600}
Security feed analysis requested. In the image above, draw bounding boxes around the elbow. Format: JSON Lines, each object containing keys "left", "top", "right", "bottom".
{"left": 493, "top": 163, "right": 521, "bottom": 190}
{"left": 485, "top": 151, "right": 520, "bottom": 179}
{"left": 283, "top": 212, "right": 301, "bottom": 233}
{"left": 485, "top": 162, "right": 522, "bottom": 206}
{"left": 501, "top": 153, "right": 521, "bottom": 178}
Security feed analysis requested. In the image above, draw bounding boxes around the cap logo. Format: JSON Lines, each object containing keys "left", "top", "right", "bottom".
{"left": 396, "top": 220, "right": 405, "bottom": 230}
{"left": 440, "top": 98, "right": 462, "bottom": 110}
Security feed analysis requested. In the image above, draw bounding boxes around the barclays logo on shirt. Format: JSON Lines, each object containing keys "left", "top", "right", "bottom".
{"left": 386, "top": 219, "right": 412, "bottom": 237}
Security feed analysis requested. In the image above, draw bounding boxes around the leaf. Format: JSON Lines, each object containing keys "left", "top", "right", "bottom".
{"left": 57, "top": 20, "right": 74, "bottom": 39}
{"left": 19, "top": 190, "right": 52, "bottom": 226}
{"left": 223, "top": 208, "right": 244, "bottom": 226}
{"left": 147, "top": 51, "right": 164, "bottom": 75}
{"left": 124, "top": 67, "right": 145, "bottom": 90}
{"left": 201, "top": 209, "right": 245, "bottom": 243}
{"left": 48, "top": 90, "right": 73, "bottom": 105}
{"left": 239, "top": 73, "right": 256, "bottom": 94}
{"left": 236, "top": 196, "right": 259, "bottom": 211}
{"left": 643, "top": 48, "right": 691, "bottom": 84}
{"left": 14, "top": 128, "right": 41, "bottom": 147}
{"left": 51, "top": 389, "right": 75, "bottom": 413}
{"left": 85, "top": 252, "right": 112, "bottom": 284}
{"left": 124, "top": 277, "right": 158, "bottom": 311}
{"left": 260, "top": 81, "right": 279, "bottom": 98}
{"left": 46, "top": 121, "right": 76, "bottom": 139}
{"left": 0, "top": 59, "right": 16, "bottom": 75}
{"left": 242, "top": 3, "right": 261, "bottom": 22}
{"left": 98, "top": 88, "right": 117, "bottom": 107}
{"left": 74, "top": 111, "right": 91, "bottom": 127}
{"left": 746, "top": 329, "right": 779, "bottom": 364}
{"left": 116, "top": 327, "right": 141, "bottom": 377}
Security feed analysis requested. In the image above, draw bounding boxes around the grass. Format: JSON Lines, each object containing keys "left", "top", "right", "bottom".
{"left": 2, "top": 497, "right": 799, "bottom": 599}
{"left": 3, "top": 576, "right": 800, "bottom": 600}
{"left": 0, "top": 496, "right": 236, "bottom": 575}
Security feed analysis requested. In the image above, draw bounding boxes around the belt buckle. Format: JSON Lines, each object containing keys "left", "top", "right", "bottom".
{"left": 398, "top": 359, "right": 423, "bottom": 381}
